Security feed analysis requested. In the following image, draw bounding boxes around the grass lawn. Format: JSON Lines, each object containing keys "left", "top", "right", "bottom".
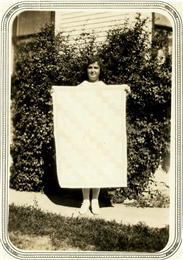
{"left": 8, "top": 204, "right": 169, "bottom": 252}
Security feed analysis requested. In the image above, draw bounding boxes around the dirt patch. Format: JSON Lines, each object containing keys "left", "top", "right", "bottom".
{"left": 9, "top": 232, "right": 81, "bottom": 251}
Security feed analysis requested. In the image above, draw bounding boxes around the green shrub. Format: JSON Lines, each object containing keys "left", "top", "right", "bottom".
{"left": 10, "top": 15, "right": 171, "bottom": 200}
{"left": 10, "top": 23, "right": 99, "bottom": 192}
{"left": 10, "top": 23, "right": 57, "bottom": 191}
{"left": 100, "top": 15, "right": 171, "bottom": 199}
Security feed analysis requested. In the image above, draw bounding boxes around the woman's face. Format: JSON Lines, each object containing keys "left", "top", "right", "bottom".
{"left": 87, "top": 61, "right": 100, "bottom": 82}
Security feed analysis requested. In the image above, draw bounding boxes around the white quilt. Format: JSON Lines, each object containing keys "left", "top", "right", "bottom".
{"left": 52, "top": 84, "right": 128, "bottom": 188}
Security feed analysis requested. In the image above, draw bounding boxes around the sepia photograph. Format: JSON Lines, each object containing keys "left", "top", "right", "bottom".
{"left": 1, "top": 1, "right": 182, "bottom": 259}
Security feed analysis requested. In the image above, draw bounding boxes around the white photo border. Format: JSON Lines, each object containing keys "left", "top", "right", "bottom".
{"left": 1, "top": 1, "right": 182, "bottom": 259}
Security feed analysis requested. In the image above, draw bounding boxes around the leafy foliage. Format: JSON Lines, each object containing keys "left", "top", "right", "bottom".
{"left": 100, "top": 15, "right": 171, "bottom": 199}
{"left": 11, "top": 23, "right": 57, "bottom": 191}
{"left": 10, "top": 15, "right": 171, "bottom": 200}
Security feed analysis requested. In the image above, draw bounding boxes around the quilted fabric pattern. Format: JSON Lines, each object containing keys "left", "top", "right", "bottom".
{"left": 52, "top": 85, "right": 127, "bottom": 188}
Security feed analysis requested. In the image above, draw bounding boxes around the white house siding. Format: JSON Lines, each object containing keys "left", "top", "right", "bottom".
{"left": 11, "top": 11, "right": 172, "bottom": 73}
{"left": 55, "top": 11, "right": 153, "bottom": 43}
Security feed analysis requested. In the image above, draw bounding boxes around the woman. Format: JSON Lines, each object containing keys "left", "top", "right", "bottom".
{"left": 52, "top": 55, "right": 129, "bottom": 215}
{"left": 78, "top": 55, "right": 105, "bottom": 215}
{"left": 78, "top": 55, "right": 106, "bottom": 87}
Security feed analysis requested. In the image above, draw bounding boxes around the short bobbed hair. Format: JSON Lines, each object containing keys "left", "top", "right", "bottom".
{"left": 87, "top": 54, "right": 103, "bottom": 68}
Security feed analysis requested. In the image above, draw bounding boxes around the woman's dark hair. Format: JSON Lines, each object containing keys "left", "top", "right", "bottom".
{"left": 87, "top": 54, "right": 103, "bottom": 68}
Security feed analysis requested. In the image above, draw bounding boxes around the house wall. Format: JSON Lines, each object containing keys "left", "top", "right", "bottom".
{"left": 11, "top": 11, "right": 172, "bottom": 73}
{"left": 11, "top": 11, "right": 54, "bottom": 73}
{"left": 55, "top": 11, "right": 153, "bottom": 43}
{"left": 12, "top": 11, "right": 53, "bottom": 37}
{"left": 154, "top": 13, "right": 172, "bottom": 28}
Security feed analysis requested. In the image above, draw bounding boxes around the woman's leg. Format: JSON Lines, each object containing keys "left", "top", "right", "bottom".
{"left": 80, "top": 188, "right": 90, "bottom": 215}
{"left": 92, "top": 188, "right": 100, "bottom": 200}
{"left": 82, "top": 188, "right": 90, "bottom": 201}
{"left": 91, "top": 188, "right": 100, "bottom": 215}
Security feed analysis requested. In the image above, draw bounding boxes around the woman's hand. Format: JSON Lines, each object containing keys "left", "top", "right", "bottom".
{"left": 125, "top": 85, "right": 131, "bottom": 94}
{"left": 51, "top": 87, "right": 55, "bottom": 96}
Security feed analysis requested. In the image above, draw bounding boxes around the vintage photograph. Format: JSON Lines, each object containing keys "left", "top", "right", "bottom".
{"left": 1, "top": 1, "right": 182, "bottom": 259}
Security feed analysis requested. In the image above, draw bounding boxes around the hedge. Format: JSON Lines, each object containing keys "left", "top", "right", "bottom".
{"left": 10, "top": 15, "right": 171, "bottom": 201}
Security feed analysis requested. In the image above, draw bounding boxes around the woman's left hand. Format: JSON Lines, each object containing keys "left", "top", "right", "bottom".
{"left": 125, "top": 85, "right": 131, "bottom": 94}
